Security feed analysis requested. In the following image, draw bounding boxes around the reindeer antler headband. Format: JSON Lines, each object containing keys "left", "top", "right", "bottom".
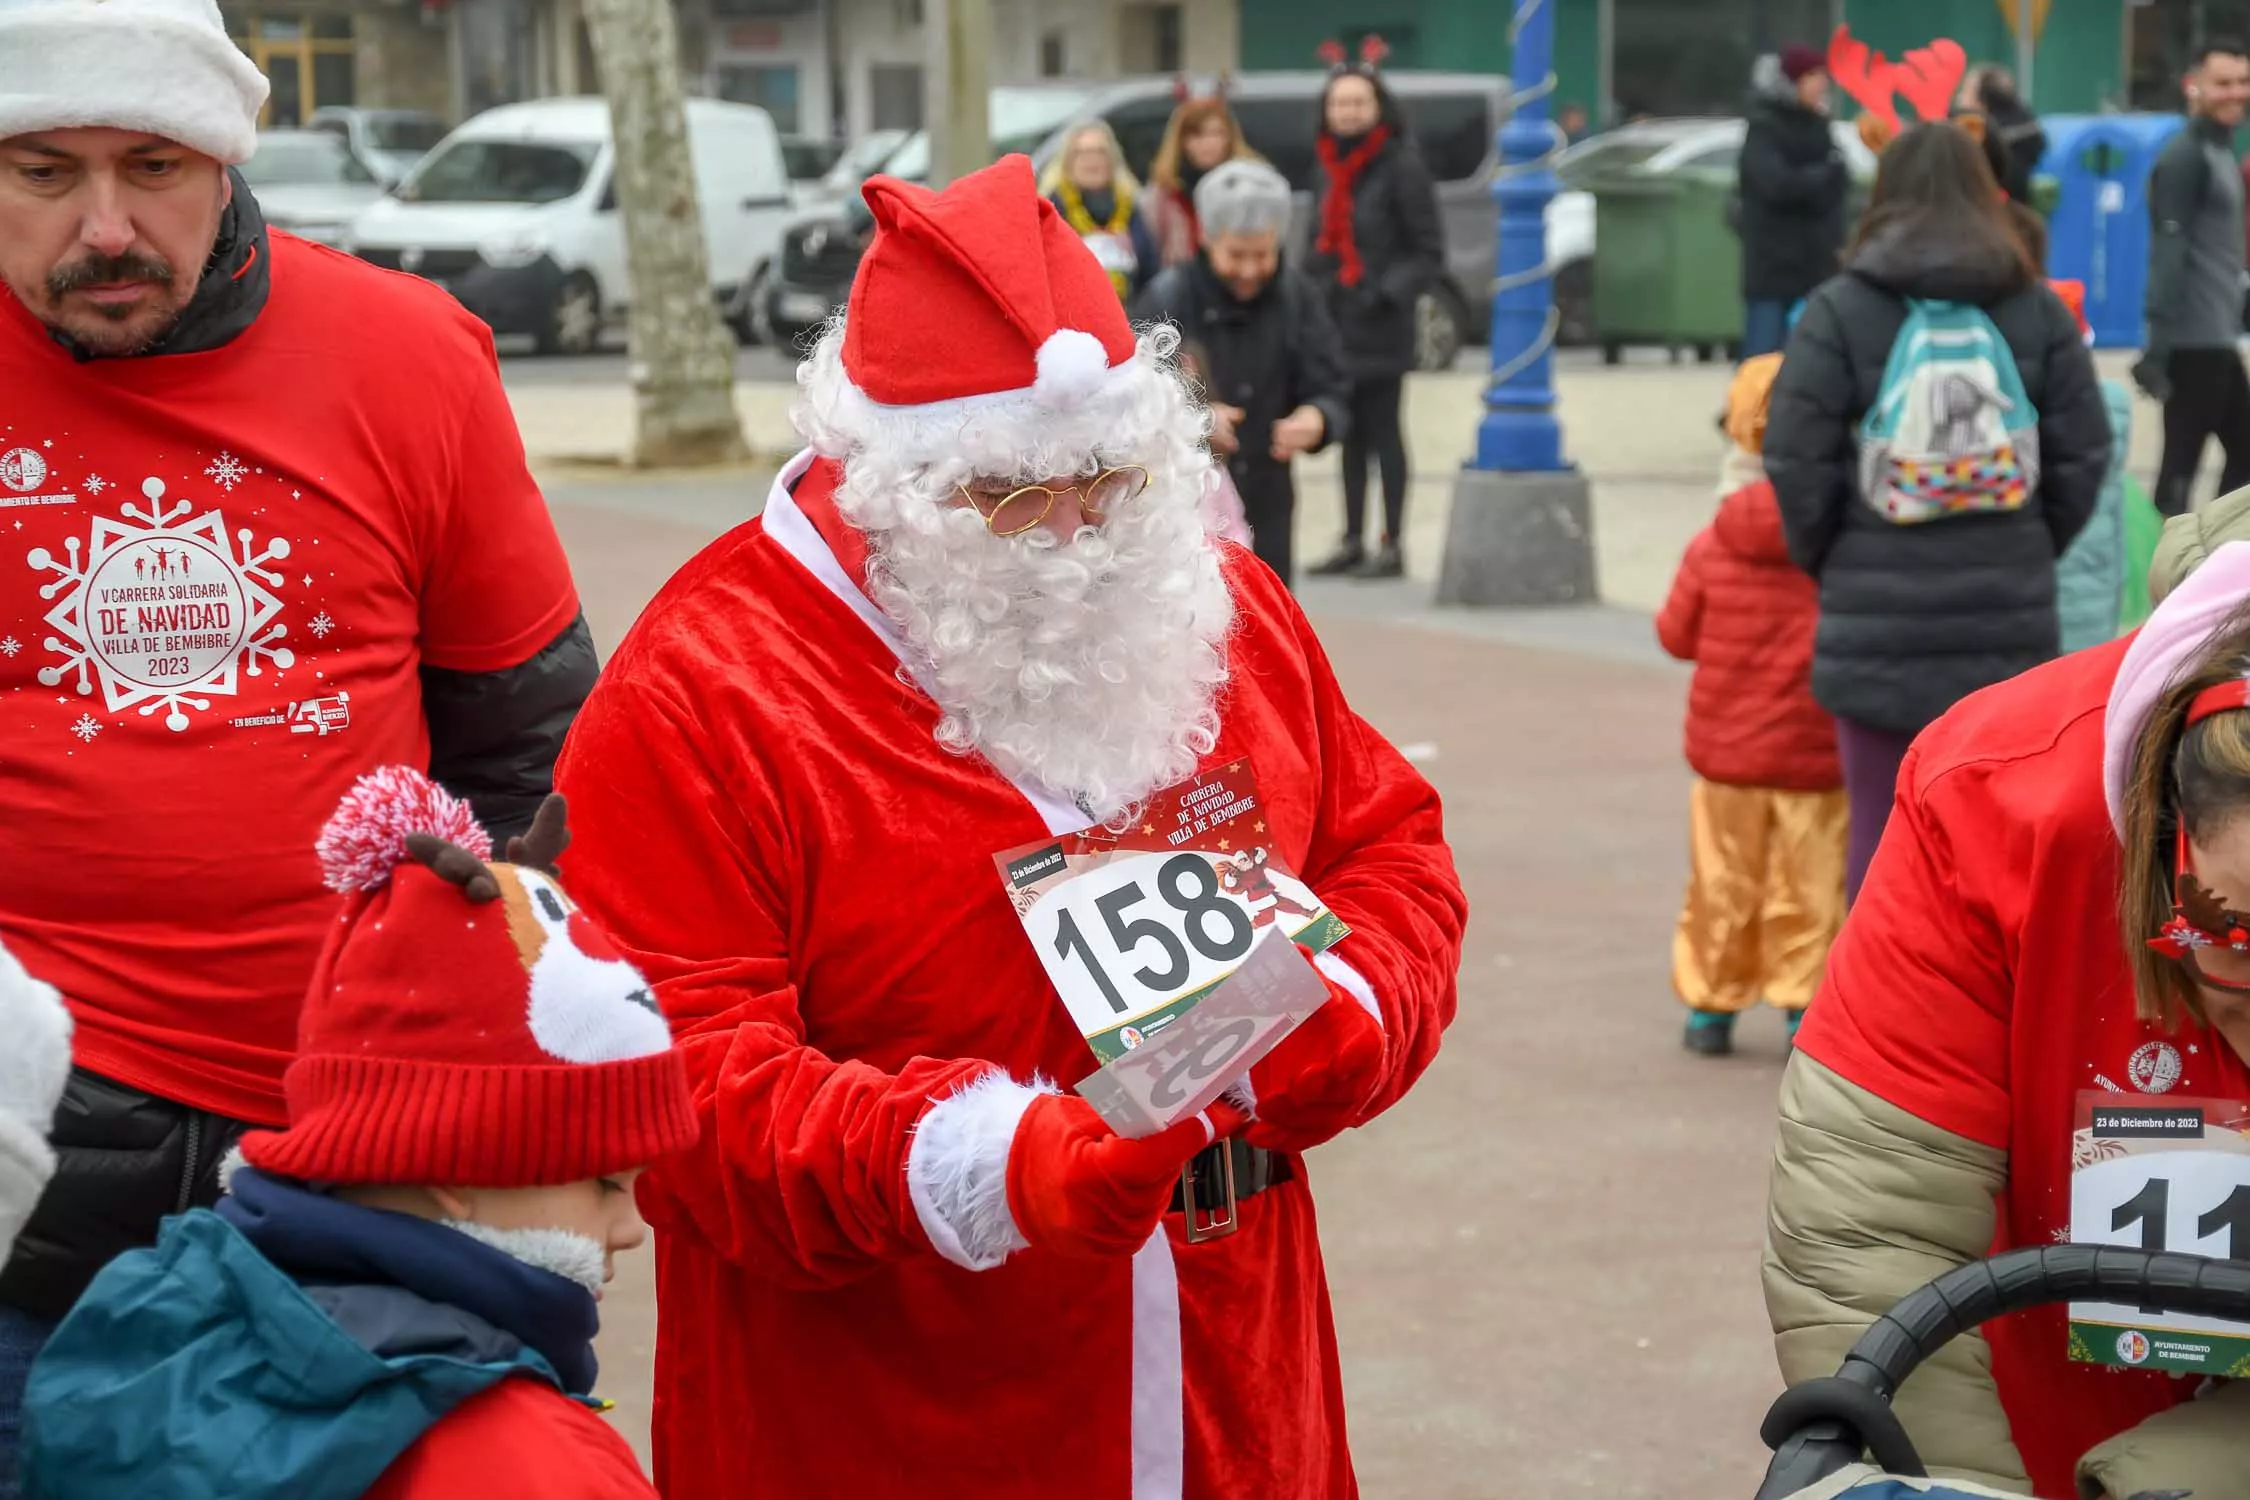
{"left": 1317, "top": 35, "right": 1388, "bottom": 73}
{"left": 1827, "top": 23, "right": 1967, "bottom": 134}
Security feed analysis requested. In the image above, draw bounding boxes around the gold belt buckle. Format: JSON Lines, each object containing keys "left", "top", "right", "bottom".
{"left": 1181, "top": 1143, "right": 1239, "bottom": 1244}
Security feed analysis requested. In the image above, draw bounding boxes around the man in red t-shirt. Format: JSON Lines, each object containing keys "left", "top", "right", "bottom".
{"left": 0, "top": 2, "right": 592, "bottom": 1483}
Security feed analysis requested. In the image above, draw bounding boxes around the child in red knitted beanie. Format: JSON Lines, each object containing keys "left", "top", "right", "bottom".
{"left": 19, "top": 768, "right": 697, "bottom": 1500}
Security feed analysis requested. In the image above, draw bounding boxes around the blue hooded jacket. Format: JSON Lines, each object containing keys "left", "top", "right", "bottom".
{"left": 22, "top": 1169, "right": 604, "bottom": 1500}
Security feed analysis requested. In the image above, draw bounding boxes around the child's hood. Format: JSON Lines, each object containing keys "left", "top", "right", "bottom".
{"left": 21, "top": 1190, "right": 567, "bottom": 1500}
{"left": 1711, "top": 478, "right": 1792, "bottom": 564}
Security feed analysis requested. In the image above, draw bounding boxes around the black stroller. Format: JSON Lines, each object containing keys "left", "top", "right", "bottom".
{"left": 1755, "top": 1244, "right": 2250, "bottom": 1500}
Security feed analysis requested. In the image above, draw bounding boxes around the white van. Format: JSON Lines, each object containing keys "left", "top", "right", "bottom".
{"left": 342, "top": 97, "right": 791, "bottom": 355}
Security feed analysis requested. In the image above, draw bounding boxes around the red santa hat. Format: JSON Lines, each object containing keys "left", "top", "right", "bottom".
{"left": 836, "top": 154, "right": 1139, "bottom": 434}
{"left": 239, "top": 767, "right": 696, "bottom": 1188}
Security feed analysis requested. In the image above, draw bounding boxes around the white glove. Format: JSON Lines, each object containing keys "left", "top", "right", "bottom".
{"left": 0, "top": 938, "right": 71, "bottom": 1266}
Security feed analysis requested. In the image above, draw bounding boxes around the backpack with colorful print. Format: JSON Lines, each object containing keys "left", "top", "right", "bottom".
{"left": 1856, "top": 298, "right": 2039, "bottom": 524}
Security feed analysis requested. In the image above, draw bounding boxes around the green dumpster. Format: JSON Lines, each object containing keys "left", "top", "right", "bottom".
{"left": 1590, "top": 166, "right": 1743, "bottom": 364}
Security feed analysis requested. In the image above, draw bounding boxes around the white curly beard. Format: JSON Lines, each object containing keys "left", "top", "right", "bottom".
{"left": 794, "top": 321, "right": 1237, "bottom": 823}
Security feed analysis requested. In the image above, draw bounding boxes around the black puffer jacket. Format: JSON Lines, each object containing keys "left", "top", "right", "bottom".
{"left": 0, "top": 1069, "right": 247, "bottom": 1320}
{"left": 1134, "top": 256, "right": 1350, "bottom": 585}
{"left": 1738, "top": 66, "right": 1849, "bottom": 304}
{"left": 1764, "top": 231, "right": 2111, "bottom": 735}
{"left": 1306, "top": 134, "right": 1446, "bottom": 381}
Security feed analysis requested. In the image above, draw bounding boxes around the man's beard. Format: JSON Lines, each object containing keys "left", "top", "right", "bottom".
{"left": 40, "top": 249, "right": 188, "bottom": 356}
{"left": 835, "top": 456, "right": 1236, "bottom": 823}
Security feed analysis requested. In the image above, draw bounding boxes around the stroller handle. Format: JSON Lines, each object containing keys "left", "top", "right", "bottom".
{"left": 1753, "top": 1244, "right": 2250, "bottom": 1500}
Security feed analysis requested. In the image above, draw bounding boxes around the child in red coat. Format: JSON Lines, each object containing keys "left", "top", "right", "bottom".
{"left": 1656, "top": 355, "right": 1846, "bottom": 1055}
{"left": 21, "top": 769, "right": 697, "bottom": 1498}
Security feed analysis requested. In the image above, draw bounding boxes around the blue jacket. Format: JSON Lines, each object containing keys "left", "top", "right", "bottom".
{"left": 23, "top": 1170, "right": 602, "bottom": 1500}
{"left": 2055, "top": 378, "right": 2134, "bottom": 654}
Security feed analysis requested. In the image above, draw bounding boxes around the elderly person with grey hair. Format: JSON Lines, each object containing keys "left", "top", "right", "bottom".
{"left": 1133, "top": 159, "right": 1349, "bottom": 587}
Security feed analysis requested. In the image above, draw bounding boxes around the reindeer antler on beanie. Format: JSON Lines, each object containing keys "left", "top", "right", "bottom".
{"left": 506, "top": 794, "right": 573, "bottom": 876}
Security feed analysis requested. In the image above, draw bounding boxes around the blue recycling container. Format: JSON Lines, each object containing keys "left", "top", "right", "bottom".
{"left": 2039, "top": 114, "right": 2187, "bottom": 350}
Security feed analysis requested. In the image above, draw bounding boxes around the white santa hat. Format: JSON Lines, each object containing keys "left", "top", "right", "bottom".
{"left": 825, "top": 154, "right": 1143, "bottom": 465}
{"left": 0, "top": 0, "right": 269, "bottom": 166}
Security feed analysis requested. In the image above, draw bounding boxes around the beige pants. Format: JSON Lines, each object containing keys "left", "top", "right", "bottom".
{"left": 1672, "top": 779, "right": 1848, "bottom": 1013}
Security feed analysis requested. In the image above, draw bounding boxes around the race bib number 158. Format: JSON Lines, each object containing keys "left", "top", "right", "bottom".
{"left": 994, "top": 760, "right": 1347, "bottom": 1064}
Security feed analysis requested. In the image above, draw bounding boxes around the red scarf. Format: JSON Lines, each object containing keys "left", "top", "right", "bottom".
{"left": 1315, "top": 124, "right": 1391, "bottom": 288}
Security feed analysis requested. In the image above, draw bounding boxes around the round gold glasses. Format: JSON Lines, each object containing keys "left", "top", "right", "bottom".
{"left": 957, "top": 465, "right": 1150, "bottom": 537}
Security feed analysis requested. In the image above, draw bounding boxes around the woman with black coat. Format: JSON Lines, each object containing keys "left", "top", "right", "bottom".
{"left": 1764, "top": 122, "right": 2110, "bottom": 900}
{"left": 1304, "top": 53, "right": 1445, "bottom": 580}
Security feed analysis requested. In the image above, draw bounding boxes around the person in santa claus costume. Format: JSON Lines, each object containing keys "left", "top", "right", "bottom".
{"left": 555, "top": 154, "right": 1466, "bottom": 1499}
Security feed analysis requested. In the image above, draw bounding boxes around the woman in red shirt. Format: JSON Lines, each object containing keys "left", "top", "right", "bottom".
{"left": 1768, "top": 539, "right": 2250, "bottom": 1498}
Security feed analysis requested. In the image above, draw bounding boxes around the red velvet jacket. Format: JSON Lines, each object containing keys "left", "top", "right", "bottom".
{"left": 366, "top": 1380, "right": 655, "bottom": 1498}
{"left": 1656, "top": 479, "right": 1842, "bottom": 791}
{"left": 555, "top": 454, "right": 1465, "bottom": 1499}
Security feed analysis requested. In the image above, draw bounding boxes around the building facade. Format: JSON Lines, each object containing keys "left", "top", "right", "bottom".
{"left": 1236, "top": 0, "right": 2221, "bottom": 124}
{"left": 691, "top": 0, "right": 1240, "bottom": 140}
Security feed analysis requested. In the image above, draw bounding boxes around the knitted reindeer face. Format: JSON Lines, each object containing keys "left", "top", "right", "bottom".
{"left": 498, "top": 865, "right": 672, "bottom": 1063}
{"left": 406, "top": 793, "right": 674, "bottom": 1064}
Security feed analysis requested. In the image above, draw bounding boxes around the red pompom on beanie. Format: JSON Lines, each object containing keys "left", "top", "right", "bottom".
{"left": 239, "top": 767, "right": 698, "bottom": 1187}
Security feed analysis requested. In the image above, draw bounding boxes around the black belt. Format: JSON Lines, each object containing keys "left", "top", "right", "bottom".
{"left": 1168, "top": 1138, "right": 1288, "bottom": 1242}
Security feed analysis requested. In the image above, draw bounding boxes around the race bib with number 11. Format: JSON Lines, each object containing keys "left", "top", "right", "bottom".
{"left": 2068, "top": 1092, "right": 2250, "bottom": 1375}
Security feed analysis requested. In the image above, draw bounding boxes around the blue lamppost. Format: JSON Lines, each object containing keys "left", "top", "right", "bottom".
{"left": 1478, "top": 0, "right": 1565, "bottom": 472}
{"left": 1435, "top": 0, "right": 1597, "bottom": 606}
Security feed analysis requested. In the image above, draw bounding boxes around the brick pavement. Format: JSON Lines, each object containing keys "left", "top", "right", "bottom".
{"left": 544, "top": 473, "right": 1787, "bottom": 1500}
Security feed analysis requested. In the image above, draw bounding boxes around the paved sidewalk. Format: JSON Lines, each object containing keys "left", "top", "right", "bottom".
{"left": 514, "top": 349, "right": 2190, "bottom": 619}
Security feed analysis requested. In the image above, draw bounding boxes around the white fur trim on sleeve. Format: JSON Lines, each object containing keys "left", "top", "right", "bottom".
{"left": 0, "top": 1106, "right": 55, "bottom": 1269}
{"left": 906, "top": 1070, "right": 1056, "bottom": 1271}
{"left": 1315, "top": 949, "right": 1384, "bottom": 1027}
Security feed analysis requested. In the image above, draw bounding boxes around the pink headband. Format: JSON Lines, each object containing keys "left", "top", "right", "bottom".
{"left": 2105, "top": 540, "right": 2250, "bottom": 837}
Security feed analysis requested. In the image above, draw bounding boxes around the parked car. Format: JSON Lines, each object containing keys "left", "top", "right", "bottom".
{"left": 816, "top": 128, "right": 910, "bottom": 201}
{"left": 781, "top": 135, "right": 846, "bottom": 209}
{"left": 763, "top": 71, "right": 1504, "bottom": 370}
{"left": 342, "top": 96, "right": 794, "bottom": 355}
{"left": 307, "top": 106, "right": 449, "bottom": 187}
{"left": 241, "top": 129, "right": 386, "bottom": 247}
{"left": 760, "top": 83, "right": 1110, "bottom": 345}
{"left": 1546, "top": 116, "right": 1879, "bottom": 346}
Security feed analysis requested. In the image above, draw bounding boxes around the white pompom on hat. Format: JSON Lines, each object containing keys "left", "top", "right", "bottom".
{"left": 0, "top": 0, "right": 269, "bottom": 166}
{"left": 831, "top": 154, "right": 1140, "bottom": 452}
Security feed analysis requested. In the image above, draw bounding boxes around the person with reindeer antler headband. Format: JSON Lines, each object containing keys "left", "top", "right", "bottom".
{"left": 18, "top": 767, "right": 694, "bottom": 1499}
{"left": 1304, "top": 35, "right": 1445, "bottom": 582}
{"left": 1143, "top": 75, "right": 1262, "bottom": 270}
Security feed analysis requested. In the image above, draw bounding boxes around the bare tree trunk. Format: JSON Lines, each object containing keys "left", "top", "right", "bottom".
{"left": 580, "top": 0, "right": 745, "bottom": 467}
{"left": 927, "top": 0, "right": 992, "bottom": 188}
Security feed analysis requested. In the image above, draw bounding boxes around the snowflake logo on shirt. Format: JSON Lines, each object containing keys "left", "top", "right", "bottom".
{"left": 307, "top": 611, "right": 334, "bottom": 639}
{"left": 28, "top": 477, "right": 293, "bottom": 732}
{"left": 0, "top": 637, "right": 17, "bottom": 658}
{"left": 204, "top": 453, "right": 249, "bottom": 492}
{"left": 69, "top": 714, "right": 99, "bottom": 743}
{"left": 83, "top": 475, "right": 108, "bottom": 496}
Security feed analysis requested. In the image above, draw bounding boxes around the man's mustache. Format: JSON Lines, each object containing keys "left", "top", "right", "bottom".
{"left": 47, "top": 251, "right": 175, "bottom": 299}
